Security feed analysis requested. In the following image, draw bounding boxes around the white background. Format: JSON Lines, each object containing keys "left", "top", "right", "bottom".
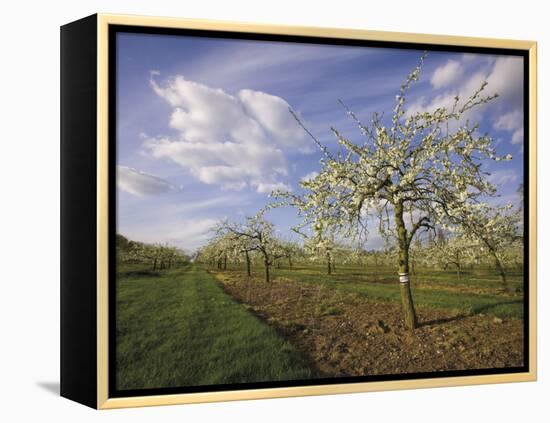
{"left": 1, "top": 0, "right": 547, "bottom": 421}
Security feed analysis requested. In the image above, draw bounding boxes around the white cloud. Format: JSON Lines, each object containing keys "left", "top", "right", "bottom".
{"left": 487, "top": 169, "right": 519, "bottom": 187}
{"left": 301, "top": 171, "right": 319, "bottom": 182}
{"left": 431, "top": 60, "right": 463, "bottom": 89}
{"left": 117, "top": 193, "right": 248, "bottom": 251}
{"left": 407, "top": 55, "right": 524, "bottom": 141}
{"left": 511, "top": 129, "right": 523, "bottom": 145}
{"left": 120, "top": 217, "right": 217, "bottom": 252}
{"left": 486, "top": 56, "right": 523, "bottom": 104}
{"left": 256, "top": 182, "right": 292, "bottom": 193}
{"left": 494, "top": 109, "right": 522, "bottom": 131}
{"left": 406, "top": 93, "right": 452, "bottom": 117}
{"left": 238, "top": 89, "right": 312, "bottom": 151}
{"left": 147, "top": 75, "right": 309, "bottom": 193}
{"left": 486, "top": 57, "right": 524, "bottom": 145}
{"left": 407, "top": 70, "right": 486, "bottom": 117}
{"left": 117, "top": 165, "right": 177, "bottom": 196}
{"left": 494, "top": 109, "right": 523, "bottom": 145}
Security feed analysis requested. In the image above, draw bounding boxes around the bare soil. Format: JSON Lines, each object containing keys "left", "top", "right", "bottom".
{"left": 211, "top": 270, "right": 524, "bottom": 377}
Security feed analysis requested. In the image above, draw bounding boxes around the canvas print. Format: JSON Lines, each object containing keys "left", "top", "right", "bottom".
{"left": 114, "top": 31, "right": 526, "bottom": 393}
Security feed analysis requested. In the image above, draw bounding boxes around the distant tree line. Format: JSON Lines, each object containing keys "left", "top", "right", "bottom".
{"left": 194, "top": 210, "right": 522, "bottom": 286}
{"left": 116, "top": 234, "right": 189, "bottom": 271}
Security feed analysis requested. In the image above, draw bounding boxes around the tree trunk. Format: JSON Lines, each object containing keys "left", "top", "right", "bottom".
{"left": 245, "top": 250, "right": 251, "bottom": 277}
{"left": 288, "top": 256, "right": 293, "bottom": 269}
{"left": 264, "top": 259, "right": 270, "bottom": 283}
{"left": 327, "top": 252, "right": 332, "bottom": 275}
{"left": 395, "top": 201, "right": 418, "bottom": 330}
{"left": 454, "top": 251, "right": 461, "bottom": 280}
{"left": 492, "top": 251, "right": 509, "bottom": 290}
{"left": 223, "top": 253, "right": 227, "bottom": 271}
{"left": 153, "top": 258, "right": 157, "bottom": 271}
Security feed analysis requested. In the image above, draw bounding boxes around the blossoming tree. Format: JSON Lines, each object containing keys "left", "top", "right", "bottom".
{"left": 217, "top": 211, "right": 286, "bottom": 283}
{"left": 426, "top": 234, "right": 479, "bottom": 280}
{"left": 274, "top": 53, "right": 513, "bottom": 330}
{"left": 449, "top": 203, "right": 522, "bottom": 290}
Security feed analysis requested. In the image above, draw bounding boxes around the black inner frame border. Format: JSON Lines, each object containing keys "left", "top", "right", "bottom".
{"left": 108, "top": 23, "right": 530, "bottom": 399}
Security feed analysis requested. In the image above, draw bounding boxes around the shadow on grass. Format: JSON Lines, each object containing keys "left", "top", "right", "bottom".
{"left": 419, "top": 298, "right": 524, "bottom": 328}
{"left": 472, "top": 299, "right": 524, "bottom": 315}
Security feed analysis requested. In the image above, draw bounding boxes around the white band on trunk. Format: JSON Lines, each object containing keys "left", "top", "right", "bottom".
{"left": 399, "top": 272, "right": 409, "bottom": 285}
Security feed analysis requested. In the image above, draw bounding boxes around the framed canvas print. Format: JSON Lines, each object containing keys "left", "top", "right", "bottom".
{"left": 60, "top": 13, "right": 537, "bottom": 409}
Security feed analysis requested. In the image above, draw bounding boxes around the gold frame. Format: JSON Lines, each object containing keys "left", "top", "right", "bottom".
{"left": 95, "top": 13, "right": 537, "bottom": 409}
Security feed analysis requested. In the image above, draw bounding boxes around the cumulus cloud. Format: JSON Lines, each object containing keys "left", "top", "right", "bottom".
{"left": 494, "top": 109, "right": 522, "bottom": 131}
{"left": 238, "top": 89, "right": 314, "bottom": 153}
{"left": 117, "top": 165, "right": 177, "bottom": 196}
{"left": 407, "top": 55, "right": 524, "bottom": 140}
{"left": 486, "top": 56, "right": 524, "bottom": 105}
{"left": 407, "top": 70, "right": 486, "bottom": 116}
{"left": 494, "top": 109, "right": 523, "bottom": 145}
{"left": 430, "top": 60, "right": 463, "bottom": 89}
{"left": 146, "top": 75, "right": 309, "bottom": 193}
{"left": 301, "top": 171, "right": 319, "bottom": 182}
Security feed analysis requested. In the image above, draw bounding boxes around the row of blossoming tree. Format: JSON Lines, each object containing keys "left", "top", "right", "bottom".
{"left": 197, "top": 53, "right": 523, "bottom": 330}
{"left": 197, "top": 214, "right": 521, "bottom": 284}
{"left": 116, "top": 233, "right": 189, "bottom": 271}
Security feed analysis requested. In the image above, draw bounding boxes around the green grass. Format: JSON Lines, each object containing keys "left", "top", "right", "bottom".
{"left": 221, "top": 263, "right": 524, "bottom": 319}
{"left": 116, "top": 264, "right": 313, "bottom": 390}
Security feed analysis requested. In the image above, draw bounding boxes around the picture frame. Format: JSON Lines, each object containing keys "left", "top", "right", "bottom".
{"left": 60, "top": 13, "right": 537, "bottom": 409}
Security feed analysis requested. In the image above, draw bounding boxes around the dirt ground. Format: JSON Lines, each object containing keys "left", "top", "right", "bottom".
{"left": 211, "top": 270, "right": 524, "bottom": 377}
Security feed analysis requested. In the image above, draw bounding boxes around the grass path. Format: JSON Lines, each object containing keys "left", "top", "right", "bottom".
{"left": 116, "top": 264, "right": 313, "bottom": 390}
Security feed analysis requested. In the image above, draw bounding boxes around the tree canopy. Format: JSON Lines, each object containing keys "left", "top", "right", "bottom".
{"left": 272, "top": 52, "right": 516, "bottom": 329}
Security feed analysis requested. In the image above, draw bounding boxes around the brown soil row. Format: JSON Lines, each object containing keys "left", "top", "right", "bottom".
{"left": 211, "top": 270, "right": 524, "bottom": 377}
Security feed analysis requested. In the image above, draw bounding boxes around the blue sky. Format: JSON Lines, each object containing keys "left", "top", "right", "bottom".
{"left": 116, "top": 32, "right": 524, "bottom": 252}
